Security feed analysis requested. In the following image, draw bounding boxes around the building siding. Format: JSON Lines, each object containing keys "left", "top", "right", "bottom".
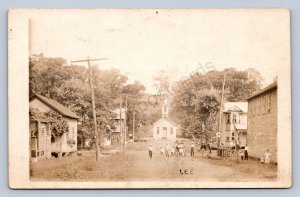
{"left": 247, "top": 88, "right": 277, "bottom": 163}
{"left": 153, "top": 119, "right": 178, "bottom": 141}
{"left": 220, "top": 105, "right": 248, "bottom": 148}
{"left": 30, "top": 98, "right": 78, "bottom": 155}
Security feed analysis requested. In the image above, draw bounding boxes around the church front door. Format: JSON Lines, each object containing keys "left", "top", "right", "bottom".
{"left": 162, "top": 127, "right": 167, "bottom": 139}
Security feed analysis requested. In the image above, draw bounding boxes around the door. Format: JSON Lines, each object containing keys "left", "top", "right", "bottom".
{"left": 162, "top": 127, "right": 167, "bottom": 139}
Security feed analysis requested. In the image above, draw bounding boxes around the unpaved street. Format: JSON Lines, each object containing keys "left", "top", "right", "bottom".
{"left": 30, "top": 140, "right": 277, "bottom": 182}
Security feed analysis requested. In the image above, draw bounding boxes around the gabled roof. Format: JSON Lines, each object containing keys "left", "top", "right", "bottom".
{"left": 224, "top": 102, "right": 248, "bottom": 113}
{"left": 30, "top": 93, "right": 79, "bottom": 119}
{"left": 246, "top": 82, "right": 277, "bottom": 100}
{"left": 153, "top": 117, "right": 180, "bottom": 127}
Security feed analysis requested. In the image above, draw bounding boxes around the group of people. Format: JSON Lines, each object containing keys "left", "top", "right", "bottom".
{"left": 238, "top": 145, "right": 249, "bottom": 161}
{"left": 148, "top": 142, "right": 272, "bottom": 165}
{"left": 148, "top": 142, "right": 197, "bottom": 159}
{"left": 218, "top": 142, "right": 249, "bottom": 161}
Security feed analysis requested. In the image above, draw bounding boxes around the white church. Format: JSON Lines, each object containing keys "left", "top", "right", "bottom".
{"left": 152, "top": 98, "right": 180, "bottom": 141}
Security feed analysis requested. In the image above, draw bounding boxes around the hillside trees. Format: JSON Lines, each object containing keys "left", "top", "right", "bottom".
{"left": 171, "top": 68, "right": 262, "bottom": 141}
{"left": 29, "top": 54, "right": 147, "bottom": 146}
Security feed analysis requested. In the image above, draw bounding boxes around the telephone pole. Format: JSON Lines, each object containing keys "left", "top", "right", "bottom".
{"left": 119, "top": 101, "right": 123, "bottom": 152}
{"left": 71, "top": 57, "right": 107, "bottom": 161}
{"left": 124, "top": 95, "right": 128, "bottom": 146}
{"left": 132, "top": 111, "right": 135, "bottom": 143}
{"left": 217, "top": 70, "right": 227, "bottom": 157}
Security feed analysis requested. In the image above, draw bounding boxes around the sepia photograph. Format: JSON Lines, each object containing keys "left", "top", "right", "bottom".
{"left": 8, "top": 9, "right": 291, "bottom": 188}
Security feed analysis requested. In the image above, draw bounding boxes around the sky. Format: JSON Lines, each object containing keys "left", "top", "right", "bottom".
{"left": 29, "top": 9, "right": 290, "bottom": 94}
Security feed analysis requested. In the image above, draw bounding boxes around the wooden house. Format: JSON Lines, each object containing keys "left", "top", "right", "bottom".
{"left": 29, "top": 93, "right": 79, "bottom": 160}
{"left": 110, "top": 108, "right": 126, "bottom": 147}
{"left": 220, "top": 102, "right": 248, "bottom": 148}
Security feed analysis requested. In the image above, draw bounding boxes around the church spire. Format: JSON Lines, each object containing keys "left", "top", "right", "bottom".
{"left": 162, "top": 96, "right": 169, "bottom": 118}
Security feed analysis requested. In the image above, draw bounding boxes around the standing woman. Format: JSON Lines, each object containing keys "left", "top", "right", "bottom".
{"left": 244, "top": 144, "right": 249, "bottom": 160}
{"left": 264, "top": 149, "right": 272, "bottom": 165}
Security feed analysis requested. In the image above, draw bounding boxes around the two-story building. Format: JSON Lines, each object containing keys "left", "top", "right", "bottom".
{"left": 110, "top": 108, "right": 126, "bottom": 148}
{"left": 220, "top": 102, "right": 248, "bottom": 148}
{"left": 246, "top": 82, "right": 277, "bottom": 163}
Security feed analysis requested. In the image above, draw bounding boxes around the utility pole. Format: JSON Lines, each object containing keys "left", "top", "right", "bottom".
{"left": 217, "top": 71, "right": 227, "bottom": 157}
{"left": 124, "top": 95, "right": 128, "bottom": 146}
{"left": 71, "top": 57, "right": 107, "bottom": 161}
{"left": 119, "top": 101, "right": 123, "bottom": 153}
{"left": 132, "top": 112, "right": 135, "bottom": 143}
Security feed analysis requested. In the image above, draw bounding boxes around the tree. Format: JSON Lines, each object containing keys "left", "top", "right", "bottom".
{"left": 171, "top": 68, "right": 262, "bottom": 141}
{"left": 121, "top": 81, "right": 146, "bottom": 138}
{"left": 29, "top": 54, "right": 70, "bottom": 99}
{"left": 29, "top": 55, "right": 132, "bottom": 152}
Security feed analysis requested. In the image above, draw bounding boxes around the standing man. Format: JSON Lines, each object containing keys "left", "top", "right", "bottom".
{"left": 220, "top": 143, "right": 224, "bottom": 158}
{"left": 207, "top": 142, "right": 211, "bottom": 154}
{"left": 191, "top": 142, "right": 195, "bottom": 157}
{"left": 244, "top": 144, "right": 249, "bottom": 160}
{"left": 149, "top": 144, "right": 153, "bottom": 159}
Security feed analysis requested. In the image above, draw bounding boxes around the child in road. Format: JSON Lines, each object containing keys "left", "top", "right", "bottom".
{"left": 171, "top": 147, "right": 175, "bottom": 157}
{"left": 148, "top": 144, "right": 153, "bottom": 159}
{"left": 239, "top": 149, "right": 245, "bottom": 161}
{"left": 190, "top": 143, "right": 195, "bottom": 157}
{"left": 165, "top": 144, "right": 170, "bottom": 158}
{"left": 160, "top": 146, "right": 164, "bottom": 156}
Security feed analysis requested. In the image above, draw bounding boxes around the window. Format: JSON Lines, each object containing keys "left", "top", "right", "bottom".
{"left": 164, "top": 106, "right": 167, "bottom": 113}
{"left": 41, "top": 123, "right": 46, "bottom": 135}
{"left": 249, "top": 103, "right": 251, "bottom": 117}
{"left": 47, "top": 124, "right": 51, "bottom": 136}
{"left": 258, "top": 97, "right": 263, "bottom": 115}
{"left": 233, "top": 114, "right": 238, "bottom": 123}
{"left": 226, "top": 114, "right": 231, "bottom": 124}
{"left": 253, "top": 101, "right": 256, "bottom": 116}
{"left": 257, "top": 99, "right": 259, "bottom": 115}
{"left": 267, "top": 94, "right": 271, "bottom": 112}
{"left": 157, "top": 127, "right": 160, "bottom": 135}
{"left": 262, "top": 95, "right": 265, "bottom": 114}
{"left": 226, "top": 137, "right": 230, "bottom": 141}
{"left": 170, "top": 127, "right": 173, "bottom": 135}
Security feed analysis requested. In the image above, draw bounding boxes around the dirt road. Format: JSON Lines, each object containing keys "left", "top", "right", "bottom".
{"left": 30, "top": 140, "right": 277, "bottom": 182}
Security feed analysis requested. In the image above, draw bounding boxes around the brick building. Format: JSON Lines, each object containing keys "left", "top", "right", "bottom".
{"left": 246, "top": 82, "right": 277, "bottom": 163}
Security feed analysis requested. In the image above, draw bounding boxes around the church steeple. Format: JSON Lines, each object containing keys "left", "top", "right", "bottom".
{"left": 162, "top": 97, "right": 169, "bottom": 118}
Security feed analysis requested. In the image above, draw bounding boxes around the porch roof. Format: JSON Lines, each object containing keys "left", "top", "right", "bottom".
{"left": 235, "top": 123, "right": 247, "bottom": 130}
